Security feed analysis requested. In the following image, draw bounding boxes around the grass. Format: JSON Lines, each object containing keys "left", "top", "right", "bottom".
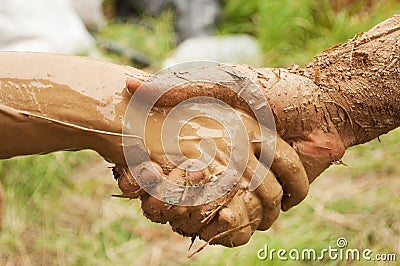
{"left": 219, "top": 0, "right": 400, "bottom": 67}
{"left": 1, "top": 1, "right": 400, "bottom": 265}
{"left": 96, "top": 10, "right": 176, "bottom": 70}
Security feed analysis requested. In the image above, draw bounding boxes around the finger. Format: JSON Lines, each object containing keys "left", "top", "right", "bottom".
{"left": 140, "top": 178, "right": 202, "bottom": 232}
{"left": 126, "top": 76, "right": 148, "bottom": 94}
{"left": 157, "top": 167, "right": 209, "bottom": 236}
{"left": 199, "top": 191, "right": 254, "bottom": 247}
{"left": 115, "top": 162, "right": 163, "bottom": 198}
{"left": 161, "top": 167, "right": 207, "bottom": 206}
{"left": 166, "top": 167, "right": 206, "bottom": 186}
{"left": 150, "top": 165, "right": 241, "bottom": 238}
{"left": 245, "top": 156, "right": 282, "bottom": 230}
{"left": 126, "top": 68, "right": 253, "bottom": 114}
{"left": 141, "top": 194, "right": 170, "bottom": 224}
{"left": 167, "top": 204, "right": 205, "bottom": 237}
{"left": 126, "top": 72, "right": 192, "bottom": 105}
{"left": 271, "top": 137, "right": 309, "bottom": 211}
{"left": 138, "top": 167, "right": 189, "bottom": 224}
{"left": 115, "top": 165, "right": 141, "bottom": 197}
{"left": 253, "top": 132, "right": 309, "bottom": 211}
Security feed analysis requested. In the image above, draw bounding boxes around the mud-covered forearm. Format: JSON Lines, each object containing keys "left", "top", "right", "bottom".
{"left": 125, "top": 14, "right": 399, "bottom": 182}
{"left": 117, "top": 14, "right": 400, "bottom": 247}
{"left": 0, "top": 78, "right": 125, "bottom": 162}
{"left": 248, "top": 14, "right": 400, "bottom": 181}
{"left": 0, "top": 52, "right": 147, "bottom": 163}
{"left": 300, "top": 13, "right": 400, "bottom": 146}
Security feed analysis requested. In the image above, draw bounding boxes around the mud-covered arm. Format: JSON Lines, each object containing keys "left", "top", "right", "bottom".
{"left": 132, "top": 13, "right": 400, "bottom": 182}
{"left": 0, "top": 52, "right": 310, "bottom": 248}
{"left": 0, "top": 52, "right": 149, "bottom": 163}
{"left": 300, "top": 13, "right": 400, "bottom": 146}
{"left": 265, "top": 13, "right": 400, "bottom": 181}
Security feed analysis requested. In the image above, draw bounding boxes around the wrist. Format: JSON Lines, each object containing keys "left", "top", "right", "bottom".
{"left": 252, "top": 67, "right": 350, "bottom": 181}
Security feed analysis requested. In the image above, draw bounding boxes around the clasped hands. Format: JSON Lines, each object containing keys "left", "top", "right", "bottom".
{"left": 115, "top": 67, "right": 342, "bottom": 247}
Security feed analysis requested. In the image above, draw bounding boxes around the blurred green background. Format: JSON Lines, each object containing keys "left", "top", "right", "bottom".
{"left": 1, "top": 0, "right": 399, "bottom": 265}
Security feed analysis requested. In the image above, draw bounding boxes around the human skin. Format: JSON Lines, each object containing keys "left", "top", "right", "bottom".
{"left": 0, "top": 52, "right": 308, "bottom": 246}
{"left": 0, "top": 52, "right": 149, "bottom": 164}
{"left": 127, "top": 13, "right": 400, "bottom": 183}
{"left": 0, "top": 13, "right": 398, "bottom": 247}
{"left": 124, "top": 13, "right": 400, "bottom": 245}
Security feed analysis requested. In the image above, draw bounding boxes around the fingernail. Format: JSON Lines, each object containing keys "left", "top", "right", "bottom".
{"left": 126, "top": 78, "right": 143, "bottom": 93}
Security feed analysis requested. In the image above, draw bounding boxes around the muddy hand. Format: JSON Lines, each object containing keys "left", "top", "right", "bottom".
{"left": 116, "top": 79, "right": 308, "bottom": 246}
{"left": 125, "top": 65, "right": 347, "bottom": 182}
{"left": 125, "top": 68, "right": 313, "bottom": 203}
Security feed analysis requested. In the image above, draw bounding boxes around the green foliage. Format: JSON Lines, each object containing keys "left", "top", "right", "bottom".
{"left": 97, "top": 10, "right": 176, "bottom": 69}
{"left": 98, "top": 0, "right": 400, "bottom": 69}
{"left": 0, "top": 152, "right": 91, "bottom": 209}
{"left": 219, "top": 0, "right": 400, "bottom": 67}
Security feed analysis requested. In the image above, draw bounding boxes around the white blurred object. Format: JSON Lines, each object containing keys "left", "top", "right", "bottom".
{"left": 0, "top": 0, "right": 95, "bottom": 54}
{"left": 163, "top": 35, "right": 264, "bottom": 68}
{"left": 70, "top": 0, "right": 105, "bottom": 31}
{"left": 173, "top": 0, "right": 221, "bottom": 43}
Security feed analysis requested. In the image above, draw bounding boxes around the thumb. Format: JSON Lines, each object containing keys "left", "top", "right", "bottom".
{"left": 126, "top": 76, "right": 144, "bottom": 94}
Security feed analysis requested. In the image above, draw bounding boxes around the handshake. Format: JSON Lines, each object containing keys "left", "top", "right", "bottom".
{"left": 2, "top": 14, "right": 397, "bottom": 250}
{"left": 114, "top": 63, "right": 348, "bottom": 247}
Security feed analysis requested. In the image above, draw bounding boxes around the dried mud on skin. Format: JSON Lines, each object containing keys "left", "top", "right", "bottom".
{"left": 0, "top": 13, "right": 398, "bottom": 255}
{"left": 121, "top": 14, "right": 400, "bottom": 251}
{"left": 113, "top": 105, "right": 308, "bottom": 248}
